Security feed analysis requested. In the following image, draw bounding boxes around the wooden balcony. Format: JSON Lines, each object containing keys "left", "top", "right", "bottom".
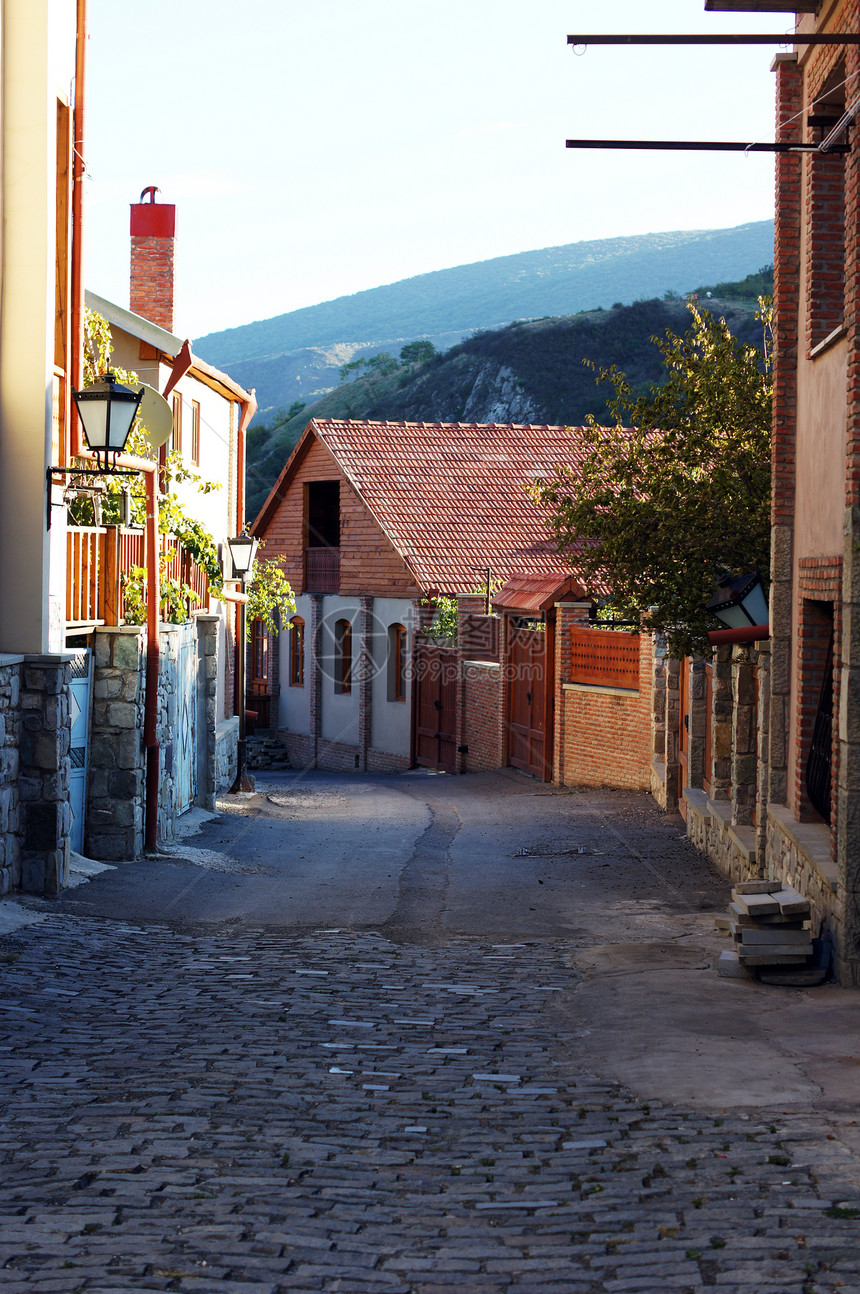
{"left": 305, "top": 546, "right": 340, "bottom": 594}
{"left": 66, "top": 525, "right": 209, "bottom": 627}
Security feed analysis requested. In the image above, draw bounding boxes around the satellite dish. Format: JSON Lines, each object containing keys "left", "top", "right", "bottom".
{"left": 132, "top": 382, "right": 174, "bottom": 449}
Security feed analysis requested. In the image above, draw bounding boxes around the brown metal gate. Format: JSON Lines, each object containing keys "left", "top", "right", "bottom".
{"left": 507, "top": 625, "right": 548, "bottom": 779}
{"left": 414, "top": 643, "right": 458, "bottom": 773}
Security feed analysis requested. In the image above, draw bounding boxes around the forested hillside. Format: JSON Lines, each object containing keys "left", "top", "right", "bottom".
{"left": 245, "top": 269, "right": 772, "bottom": 521}
{"left": 197, "top": 221, "right": 774, "bottom": 423}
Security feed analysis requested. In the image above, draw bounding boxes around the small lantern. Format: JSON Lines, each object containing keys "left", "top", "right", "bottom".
{"left": 705, "top": 570, "right": 769, "bottom": 630}
{"left": 226, "top": 528, "right": 259, "bottom": 582}
{"left": 72, "top": 372, "right": 144, "bottom": 465}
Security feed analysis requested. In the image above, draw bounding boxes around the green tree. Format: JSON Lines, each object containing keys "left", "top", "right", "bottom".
{"left": 245, "top": 556, "right": 295, "bottom": 638}
{"left": 399, "top": 340, "right": 438, "bottom": 366}
{"left": 531, "top": 301, "right": 772, "bottom": 657}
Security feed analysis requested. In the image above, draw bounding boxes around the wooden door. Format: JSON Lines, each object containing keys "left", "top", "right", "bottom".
{"left": 414, "top": 643, "right": 458, "bottom": 773}
{"left": 678, "top": 655, "right": 691, "bottom": 820}
{"left": 508, "top": 625, "right": 547, "bottom": 779}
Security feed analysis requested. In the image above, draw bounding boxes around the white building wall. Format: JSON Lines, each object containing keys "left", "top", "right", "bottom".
{"left": 279, "top": 593, "right": 312, "bottom": 735}
{"left": 370, "top": 597, "right": 415, "bottom": 757}
{"left": 320, "top": 595, "right": 359, "bottom": 747}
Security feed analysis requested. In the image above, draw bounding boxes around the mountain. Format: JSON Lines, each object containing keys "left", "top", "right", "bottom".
{"left": 244, "top": 269, "right": 772, "bottom": 522}
{"left": 196, "top": 221, "right": 774, "bottom": 421}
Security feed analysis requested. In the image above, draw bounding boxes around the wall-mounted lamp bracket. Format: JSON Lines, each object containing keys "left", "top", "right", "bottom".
{"left": 46, "top": 465, "right": 140, "bottom": 529}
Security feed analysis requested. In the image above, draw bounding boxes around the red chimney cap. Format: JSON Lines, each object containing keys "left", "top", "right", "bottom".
{"left": 130, "top": 186, "right": 175, "bottom": 238}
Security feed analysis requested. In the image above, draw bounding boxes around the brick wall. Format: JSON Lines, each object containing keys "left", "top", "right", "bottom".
{"left": 555, "top": 623, "right": 653, "bottom": 792}
{"left": 259, "top": 437, "right": 421, "bottom": 599}
{"left": 462, "top": 663, "right": 504, "bottom": 771}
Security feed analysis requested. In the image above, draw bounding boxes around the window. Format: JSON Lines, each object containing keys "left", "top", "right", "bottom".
{"left": 289, "top": 616, "right": 305, "bottom": 687}
{"left": 388, "top": 623, "right": 407, "bottom": 702}
{"left": 334, "top": 618, "right": 352, "bottom": 694}
{"left": 250, "top": 619, "right": 268, "bottom": 687}
{"left": 807, "top": 67, "right": 847, "bottom": 351}
{"left": 191, "top": 399, "right": 200, "bottom": 465}
{"left": 172, "top": 394, "right": 183, "bottom": 455}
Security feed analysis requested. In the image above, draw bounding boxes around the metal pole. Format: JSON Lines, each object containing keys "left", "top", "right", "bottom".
{"left": 230, "top": 587, "right": 255, "bottom": 793}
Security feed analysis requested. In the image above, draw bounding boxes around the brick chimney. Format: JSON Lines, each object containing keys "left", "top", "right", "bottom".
{"left": 130, "top": 186, "right": 176, "bottom": 331}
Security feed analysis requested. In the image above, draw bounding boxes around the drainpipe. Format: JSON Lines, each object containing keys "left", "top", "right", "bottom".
{"left": 70, "top": 0, "right": 87, "bottom": 457}
{"left": 236, "top": 388, "right": 256, "bottom": 531}
{"left": 143, "top": 470, "right": 160, "bottom": 850}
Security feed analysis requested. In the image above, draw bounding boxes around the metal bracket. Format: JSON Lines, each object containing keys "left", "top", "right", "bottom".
{"left": 46, "top": 465, "right": 140, "bottom": 529}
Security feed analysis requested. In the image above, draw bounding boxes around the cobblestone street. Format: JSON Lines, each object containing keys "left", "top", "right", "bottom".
{"left": 1, "top": 773, "right": 859, "bottom": 1293}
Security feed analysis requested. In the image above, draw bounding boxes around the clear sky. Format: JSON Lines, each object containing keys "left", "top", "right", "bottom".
{"left": 84, "top": 0, "right": 787, "bottom": 339}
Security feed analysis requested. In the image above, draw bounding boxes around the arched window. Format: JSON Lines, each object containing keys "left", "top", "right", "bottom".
{"left": 289, "top": 616, "right": 305, "bottom": 687}
{"left": 388, "top": 623, "right": 407, "bottom": 702}
{"left": 334, "top": 618, "right": 352, "bottom": 694}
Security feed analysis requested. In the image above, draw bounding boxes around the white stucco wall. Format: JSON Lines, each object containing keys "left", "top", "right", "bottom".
{"left": 370, "top": 598, "right": 415, "bottom": 757}
{"left": 279, "top": 593, "right": 312, "bottom": 734}
{"left": 0, "top": 1, "right": 76, "bottom": 653}
{"left": 320, "top": 596, "right": 359, "bottom": 747}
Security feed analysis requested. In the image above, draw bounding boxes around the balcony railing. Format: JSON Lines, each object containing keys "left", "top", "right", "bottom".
{"left": 66, "top": 525, "right": 209, "bottom": 626}
{"left": 305, "top": 546, "right": 340, "bottom": 594}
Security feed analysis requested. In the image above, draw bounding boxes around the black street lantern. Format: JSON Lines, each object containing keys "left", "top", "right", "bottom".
{"left": 226, "top": 528, "right": 259, "bottom": 581}
{"left": 71, "top": 373, "right": 144, "bottom": 466}
{"left": 226, "top": 528, "right": 259, "bottom": 793}
{"left": 705, "top": 570, "right": 769, "bottom": 631}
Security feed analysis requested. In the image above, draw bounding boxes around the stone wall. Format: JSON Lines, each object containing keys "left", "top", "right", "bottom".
{"left": 767, "top": 803, "right": 843, "bottom": 972}
{"left": 0, "top": 656, "right": 23, "bottom": 895}
{"left": 215, "top": 717, "right": 239, "bottom": 792}
{"left": 197, "top": 615, "right": 221, "bottom": 809}
{"left": 87, "top": 627, "right": 145, "bottom": 862}
{"left": 18, "top": 655, "right": 73, "bottom": 895}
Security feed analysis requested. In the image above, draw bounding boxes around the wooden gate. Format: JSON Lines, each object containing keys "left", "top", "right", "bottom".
{"left": 507, "top": 624, "right": 548, "bottom": 779}
{"left": 414, "top": 642, "right": 458, "bottom": 773}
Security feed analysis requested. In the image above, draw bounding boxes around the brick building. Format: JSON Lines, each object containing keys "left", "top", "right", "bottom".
{"left": 251, "top": 419, "right": 655, "bottom": 790}
{"left": 682, "top": 0, "right": 860, "bottom": 984}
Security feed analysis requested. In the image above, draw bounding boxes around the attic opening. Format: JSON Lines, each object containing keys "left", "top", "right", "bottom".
{"left": 306, "top": 480, "right": 340, "bottom": 548}
{"left": 304, "top": 480, "right": 341, "bottom": 594}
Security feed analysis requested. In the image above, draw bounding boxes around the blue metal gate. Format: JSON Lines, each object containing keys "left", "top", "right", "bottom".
{"left": 68, "top": 648, "right": 92, "bottom": 854}
{"left": 174, "top": 628, "right": 197, "bottom": 816}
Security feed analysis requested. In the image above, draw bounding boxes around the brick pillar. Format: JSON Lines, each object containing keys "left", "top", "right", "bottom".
{"left": 455, "top": 595, "right": 485, "bottom": 774}
{"left": 552, "top": 602, "right": 591, "bottom": 787}
{"left": 731, "top": 645, "right": 757, "bottom": 827}
{"left": 649, "top": 634, "right": 668, "bottom": 806}
{"left": 309, "top": 595, "right": 323, "bottom": 766}
{"left": 358, "top": 595, "right": 374, "bottom": 770}
{"left": 768, "top": 53, "right": 802, "bottom": 810}
{"left": 129, "top": 190, "right": 176, "bottom": 330}
{"left": 711, "top": 645, "right": 733, "bottom": 802}
{"left": 687, "top": 658, "right": 708, "bottom": 789}
{"left": 839, "top": 15, "right": 860, "bottom": 985}
{"left": 18, "top": 655, "right": 72, "bottom": 895}
{"left": 662, "top": 657, "right": 681, "bottom": 812}
{"left": 755, "top": 641, "right": 771, "bottom": 866}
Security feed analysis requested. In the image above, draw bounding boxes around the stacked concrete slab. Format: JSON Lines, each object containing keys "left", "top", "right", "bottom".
{"left": 716, "top": 879, "right": 812, "bottom": 978}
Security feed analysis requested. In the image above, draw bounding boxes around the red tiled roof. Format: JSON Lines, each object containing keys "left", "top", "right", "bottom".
{"left": 308, "top": 419, "right": 591, "bottom": 596}
{"left": 492, "top": 572, "right": 587, "bottom": 614}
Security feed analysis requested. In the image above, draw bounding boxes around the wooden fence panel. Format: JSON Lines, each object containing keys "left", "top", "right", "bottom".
{"left": 569, "top": 626, "right": 640, "bottom": 690}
